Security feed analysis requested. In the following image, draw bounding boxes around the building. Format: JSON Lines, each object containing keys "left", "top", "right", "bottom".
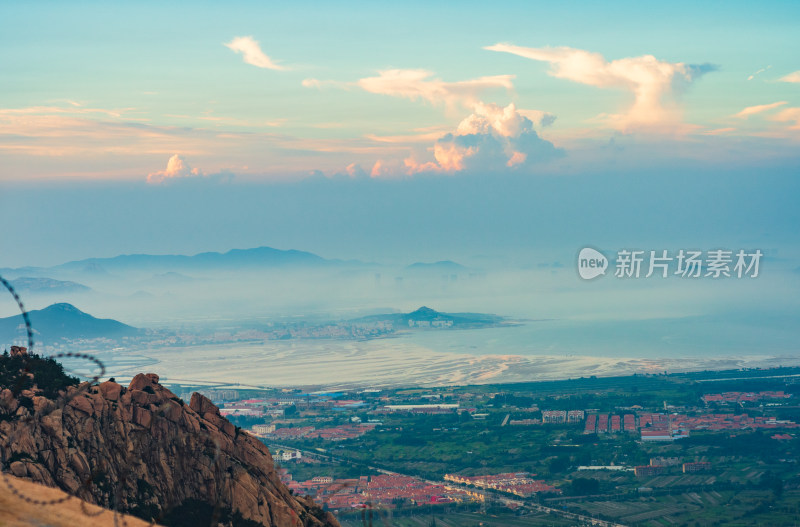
{"left": 584, "top": 414, "right": 597, "bottom": 434}
{"left": 650, "top": 456, "right": 681, "bottom": 467}
{"left": 682, "top": 462, "right": 711, "bottom": 473}
{"left": 281, "top": 450, "right": 302, "bottom": 461}
{"left": 251, "top": 424, "right": 276, "bottom": 436}
{"left": 597, "top": 414, "right": 609, "bottom": 433}
{"left": 542, "top": 410, "right": 567, "bottom": 424}
{"left": 443, "top": 473, "right": 559, "bottom": 497}
{"left": 640, "top": 429, "right": 689, "bottom": 442}
{"left": 634, "top": 465, "right": 665, "bottom": 477}
{"left": 623, "top": 414, "right": 636, "bottom": 432}
{"left": 383, "top": 404, "right": 459, "bottom": 412}
{"left": 509, "top": 419, "right": 541, "bottom": 426}
{"left": 567, "top": 410, "right": 585, "bottom": 423}
{"left": 194, "top": 389, "right": 239, "bottom": 402}
{"left": 610, "top": 415, "right": 621, "bottom": 432}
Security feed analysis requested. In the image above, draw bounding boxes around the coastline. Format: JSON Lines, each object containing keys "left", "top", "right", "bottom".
{"left": 90, "top": 338, "right": 800, "bottom": 390}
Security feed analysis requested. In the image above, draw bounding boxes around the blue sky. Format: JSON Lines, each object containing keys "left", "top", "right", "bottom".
{"left": 1, "top": 1, "right": 799, "bottom": 265}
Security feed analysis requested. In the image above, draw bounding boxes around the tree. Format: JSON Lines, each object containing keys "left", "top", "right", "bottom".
{"left": 569, "top": 477, "right": 600, "bottom": 496}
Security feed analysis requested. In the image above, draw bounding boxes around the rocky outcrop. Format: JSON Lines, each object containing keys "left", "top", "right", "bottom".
{"left": 0, "top": 372, "right": 338, "bottom": 527}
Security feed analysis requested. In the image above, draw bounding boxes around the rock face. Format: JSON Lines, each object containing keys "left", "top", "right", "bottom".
{"left": 0, "top": 373, "right": 338, "bottom": 527}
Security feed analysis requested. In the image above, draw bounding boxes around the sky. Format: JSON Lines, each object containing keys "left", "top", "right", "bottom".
{"left": 1, "top": 1, "right": 799, "bottom": 266}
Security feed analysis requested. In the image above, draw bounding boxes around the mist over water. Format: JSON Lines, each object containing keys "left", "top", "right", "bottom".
{"left": 3, "top": 248, "right": 798, "bottom": 387}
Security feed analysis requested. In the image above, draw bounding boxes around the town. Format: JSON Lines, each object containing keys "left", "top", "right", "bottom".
{"left": 165, "top": 366, "right": 800, "bottom": 526}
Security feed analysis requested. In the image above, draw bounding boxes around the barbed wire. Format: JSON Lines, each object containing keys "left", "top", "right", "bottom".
{"left": 1, "top": 274, "right": 105, "bottom": 507}
{"left": 0, "top": 275, "right": 227, "bottom": 526}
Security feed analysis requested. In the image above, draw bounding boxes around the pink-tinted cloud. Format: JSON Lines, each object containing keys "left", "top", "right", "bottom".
{"left": 302, "top": 78, "right": 349, "bottom": 90}
{"left": 147, "top": 154, "right": 204, "bottom": 184}
{"left": 357, "top": 69, "right": 514, "bottom": 109}
{"left": 353, "top": 69, "right": 559, "bottom": 175}
{"left": 147, "top": 155, "right": 234, "bottom": 184}
{"left": 779, "top": 71, "right": 800, "bottom": 84}
{"left": 733, "top": 101, "right": 787, "bottom": 119}
{"left": 224, "top": 36, "right": 286, "bottom": 70}
{"left": 771, "top": 107, "right": 800, "bottom": 130}
{"left": 702, "top": 127, "right": 736, "bottom": 136}
{"left": 486, "top": 43, "right": 715, "bottom": 132}
{"left": 404, "top": 103, "right": 562, "bottom": 175}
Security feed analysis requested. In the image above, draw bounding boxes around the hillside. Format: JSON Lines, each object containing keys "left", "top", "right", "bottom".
{"left": 0, "top": 354, "right": 338, "bottom": 527}
{"left": 0, "top": 303, "right": 139, "bottom": 343}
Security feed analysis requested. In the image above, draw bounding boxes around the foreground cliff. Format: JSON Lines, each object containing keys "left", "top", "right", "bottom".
{"left": 0, "top": 360, "right": 338, "bottom": 527}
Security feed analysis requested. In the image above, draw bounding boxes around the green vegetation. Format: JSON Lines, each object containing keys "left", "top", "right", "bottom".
{"left": 0, "top": 351, "right": 79, "bottom": 399}
{"left": 266, "top": 366, "right": 800, "bottom": 526}
{"left": 336, "top": 503, "right": 576, "bottom": 527}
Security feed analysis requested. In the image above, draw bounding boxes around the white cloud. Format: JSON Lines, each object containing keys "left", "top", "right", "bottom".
{"left": 357, "top": 69, "right": 514, "bottom": 109}
{"left": 486, "top": 43, "right": 715, "bottom": 132}
{"left": 350, "top": 69, "right": 560, "bottom": 176}
{"left": 779, "top": 71, "right": 800, "bottom": 84}
{"left": 405, "top": 103, "right": 562, "bottom": 175}
{"left": 224, "top": 36, "right": 286, "bottom": 71}
{"left": 747, "top": 65, "right": 771, "bottom": 81}
{"left": 302, "top": 78, "right": 349, "bottom": 90}
{"left": 147, "top": 154, "right": 202, "bottom": 183}
{"left": 733, "top": 101, "right": 787, "bottom": 119}
{"left": 147, "top": 154, "right": 233, "bottom": 184}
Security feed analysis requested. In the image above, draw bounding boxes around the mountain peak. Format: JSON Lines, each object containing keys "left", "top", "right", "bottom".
{"left": 47, "top": 302, "right": 81, "bottom": 313}
{"left": 0, "top": 303, "right": 138, "bottom": 344}
{"left": 409, "top": 306, "right": 440, "bottom": 318}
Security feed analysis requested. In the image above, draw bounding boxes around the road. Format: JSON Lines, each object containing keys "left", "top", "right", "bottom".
{"left": 268, "top": 442, "right": 627, "bottom": 527}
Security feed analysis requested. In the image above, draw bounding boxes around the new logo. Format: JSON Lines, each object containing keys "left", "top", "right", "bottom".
{"left": 578, "top": 247, "right": 608, "bottom": 280}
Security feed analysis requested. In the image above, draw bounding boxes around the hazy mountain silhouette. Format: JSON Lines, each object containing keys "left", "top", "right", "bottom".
{"left": 9, "top": 277, "right": 91, "bottom": 294}
{"left": 0, "top": 303, "right": 139, "bottom": 343}
{"left": 353, "top": 306, "right": 504, "bottom": 328}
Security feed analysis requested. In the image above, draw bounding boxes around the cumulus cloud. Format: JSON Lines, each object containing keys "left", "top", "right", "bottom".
{"left": 344, "top": 163, "right": 367, "bottom": 178}
{"left": 405, "top": 103, "right": 563, "bottom": 174}
{"left": 147, "top": 154, "right": 232, "bottom": 184}
{"left": 733, "top": 101, "right": 787, "bottom": 119}
{"left": 224, "top": 36, "right": 286, "bottom": 70}
{"left": 350, "top": 69, "right": 561, "bottom": 176}
{"left": 779, "top": 71, "right": 800, "bottom": 83}
{"left": 486, "top": 43, "right": 716, "bottom": 131}
{"left": 370, "top": 159, "right": 400, "bottom": 178}
{"left": 357, "top": 69, "right": 514, "bottom": 109}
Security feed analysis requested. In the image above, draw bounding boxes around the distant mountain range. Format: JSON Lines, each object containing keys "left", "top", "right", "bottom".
{"left": 55, "top": 246, "right": 341, "bottom": 272}
{"left": 0, "top": 303, "right": 139, "bottom": 344}
{"left": 406, "top": 260, "right": 467, "bottom": 272}
{"left": 353, "top": 306, "right": 505, "bottom": 329}
{"left": 0, "top": 246, "right": 365, "bottom": 277}
{"left": 9, "top": 277, "right": 91, "bottom": 294}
